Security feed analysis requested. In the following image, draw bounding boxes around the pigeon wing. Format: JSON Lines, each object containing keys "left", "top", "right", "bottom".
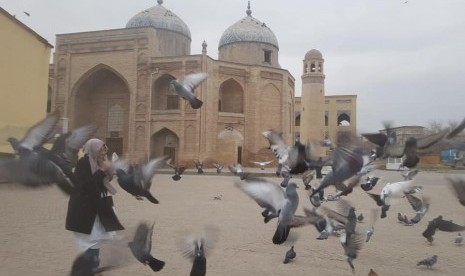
{"left": 404, "top": 193, "right": 423, "bottom": 212}
{"left": 19, "top": 110, "right": 60, "bottom": 150}
{"left": 416, "top": 130, "right": 448, "bottom": 149}
{"left": 447, "top": 178, "right": 465, "bottom": 206}
{"left": 362, "top": 133, "right": 387, "bottom": 147}
{"left": 141, "top": 156, "right": 169, "bottom": 189}
{"left": 436, "top": 220, "right": 465, "bottom": 232}
{"left": 180, "top": 73, "right": 207, "bottom": 93}
{"left": 447, "top": 118, "right": 465, "bottom": 139}
{"left": 235, "top": 180, "right": 286, "bottom": 213}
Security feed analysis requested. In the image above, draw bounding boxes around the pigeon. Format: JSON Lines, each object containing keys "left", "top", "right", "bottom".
{"left": 368, "top": 268, "right": 378, "bottom": 276}
{"left": 455, "top": 233, "right": 463, "bottom": 245}
{"left": 357, "top": 213, "right": 364, "bottom": 222}
{"left": 166, "top": 160, "right": 186, "bottom": 181}
{"left": 360, "top": 176, "right": 380, "bottom": 192}
{"left": 416, "top": 255, "right": 438, "bottom": 268}
{"left": 340, "top": 232, "right": 364, "bottom": 273}
{"left": 422, "top": 215, "right": 465, "bottom": 243}
{"left": 404, "top": 193, "right": 429, "bottom": 223}
{"left": 402, "top": 185, "right": 423, "bottom": 196}
{"left": 213, "top": 163, "right": 223, "bottom": 174}
{"left": 251, "top": 160, "right": 273, "bottom": 170}
{"left": 195, "top": 160, "right": 204, "bottom": 174}
{"left": 23, "top": 11, "right": 30, "bottom": 16}
{"left": 367, "top": 180, "right": 413, "bottom": 218}
{"left": 302, "top": 171, "right": 314, "bottom": 190}
{"left": 1, "top": 111, "right": 83, "bottom": 194}
{"left": 114, "top": 155, "right": 168, "bottom": 204}
{"left": 280, "top": 173, "right": 292, "bottom": 188}
{"left": 170, "top": 73, "right": 207, "bottom": 109}
{"left": 261, "top": 130, "right": 321, "bottom": 175}
{"left": 366, "top": 226, "right": 374, "bottom": 242}
{"left": 320, "top": 199, "right": 357, "bottom": 241}
{"left": 129, "top": 222, "right": 165, "bottom": 272}
{"left": 398, "top": 212, "right": 406, "bottom": 223}
{"left": 213, "top": 193, "right": 222, "bottom": 200}
{"left": 447, "top": 178, "right": 465, "bottom": 206}
{"left": 283, "top": 246, "right": 296, "bottom": 264}
{"left": 310, "top": 145, "right": 364, "bottom": 203}
{"left": 228, "top": 163, "right": 251, "bottom": 180}
{"left": 180, "top": 226, "right": 218, "bottom": 276}
{"left": 235, "top": 180, "right": 299, "bottom": 244}
{"left": 401, "top": 169, "right": 419, "bottom": 181}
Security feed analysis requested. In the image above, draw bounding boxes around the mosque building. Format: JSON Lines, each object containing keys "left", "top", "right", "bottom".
{"left": 48, "top": 0, "right": 356, "bottom": 165}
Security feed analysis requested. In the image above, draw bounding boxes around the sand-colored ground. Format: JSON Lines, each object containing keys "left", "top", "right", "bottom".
{"left": 1, "top": 169, "right": 465, "bottom": 276}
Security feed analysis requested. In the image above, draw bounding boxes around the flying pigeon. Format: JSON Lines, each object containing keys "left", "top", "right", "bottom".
{"left": 195, "top": 160, "right": 204, "bottom": 174}
{"left": 340, "top": 232, "right": 364, "bottom": 273}
{"left": 404, "top": 193, "right": 429, "bottom": 223}
{"left": 228, "top": 163, "right": 252, "bottom": 180}
{"left": 180, "top": 226, "right": 218, "bottom": 276}
{"left": 129, "top": 222, "right": 165, "bottom": 272}
{"left": 114, "top": 155, "right": 168, "bottom": 204}
{"left": 416, "top": 255, "right": 438, "bottom": 268}
{"left": 251, "top": 160, "right": 273, "bottom": 170}
{"left": 213, "top": 163, "right": 223, "bottom": 174}
{"left": 367, "top": 179, "right": 413, "bottom": 218}
{"left": 455, "top": 233, "right": 463, "bottom": 245}
{"left": 447, "top": 177, "right": 465, "bottom": 206}
{"left": 310, "top": 145, "right": 364, "bottom": 203}
{"left": 422, "top": 216, "right": 465, "bottom": 243}
{"left": 166, "top": 160, "right": 186, "bottom": 181}
{"left": 235, "top": 180, "right": 299, "bottom": 244}
{"left": 170, "top": 73, "right": 207, "bottom": 109}
{"left": 283, "top": 245, "right": 296, "bottom": 264}
{"left": 360, "top": 176, "right": 380, "bottom": 192}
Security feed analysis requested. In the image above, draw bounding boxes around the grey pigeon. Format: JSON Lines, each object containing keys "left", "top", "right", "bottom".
{"left": 416, "top": 255, "right": 438, "bottom": 268}
{"left": 170, "top": 73, "right": 207, "bottom": 109}
{"left": 455, "top": 233, "right": 462, "bottom": 245}
{"left": 404, "top": 193, "right": 429, "bottom": 223}
{"left": 228, "top": 163, "right": 252, "bottom": 180}
{"left": 310, "top": 145, "right": 364, "bottom": 203}
{"left": 166, "top": 160, "right": 186, "bottom": 181}
{"left": 360, "top": 176, "right": 380, "bottom": 192}
{"left": 280, "top": 173, "right": 292, "bottom": 188}
{"left": 114, "top": 155, "right": 168, "bottom": 204}
{"left": 129, "top": 222, "right": 165, "bottom": 272}
{"left": 302, "top": 171, "right": 313, "bottom": 190}
{"left": 398, "top": 213, "right": 405, "bottom": 223}
{"left": 235, "top": 180, "right": 299, "bottom": 244}
{"left": 251, "top": 160, "right": 273, "bottom": 170}
{"left": 422, "top": 215, "right": 465, "bottom": 243}
{"left": 401, "top": 169, "right": 419, "bottom": 181}
{"left": 317, "top": 229, "right": 330, "bottom": 240}
{"left": 1, "top": 111, "right": 83, "bottom": 194}
{"left": 213, "top": 163, "right": 223, "bottom": 174}
{"left": 195, "top": 160, "right": 204, "bottom": 174}
{"left": 340, "top": 232, "right": 364, "bottom": 273}
{"left": 180, "top": 226, "right": 218, "bottom": 276}
{"left": 366, "top": 226, "right": 374, "bottom": 242}
{"left": 283, "top": 246, "right": 296, "bottom": 264}
{"left": 447, "top": 177, "right": 465, "bottom": 206}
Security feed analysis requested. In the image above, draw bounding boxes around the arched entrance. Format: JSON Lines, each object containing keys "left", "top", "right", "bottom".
{"left": 217, "top": 127, "right": 243, "bottom": 164}
{"left": 73, "top": 66, "right": 130, "bottom": 156}
{"left": 150, "top": 128, "right": 179, "bottom": 163}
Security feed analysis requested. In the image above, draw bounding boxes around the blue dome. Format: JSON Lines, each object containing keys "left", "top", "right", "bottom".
{"left": 219, "top": 7, "right": 279, "bottom": 49}
{"left": 126, "top": 1, "right": 191, "bottom": 40}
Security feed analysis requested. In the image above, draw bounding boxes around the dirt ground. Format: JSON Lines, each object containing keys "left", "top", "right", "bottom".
{"left": 1, "top": 169, "right": 464, "bottom": 276}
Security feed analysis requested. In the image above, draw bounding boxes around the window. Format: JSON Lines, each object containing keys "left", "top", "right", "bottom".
{"left": 264, "top": 50, "right": 272, "bottom": 63}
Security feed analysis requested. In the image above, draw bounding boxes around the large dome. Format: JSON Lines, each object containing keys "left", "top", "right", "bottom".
{"left": 126, "top": 0, "right": 191, "bottom": 40}
{"left": 218, "top": 5, "right": 279, "bottom": 49}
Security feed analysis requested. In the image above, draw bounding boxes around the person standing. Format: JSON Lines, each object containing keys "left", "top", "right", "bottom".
{"left": 65, "top": 138, "right": 124, "bottom": 272}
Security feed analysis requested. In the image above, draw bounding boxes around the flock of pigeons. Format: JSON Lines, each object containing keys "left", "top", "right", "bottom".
{"left": 1, "top": 70, "right": 465, "bottom": 275}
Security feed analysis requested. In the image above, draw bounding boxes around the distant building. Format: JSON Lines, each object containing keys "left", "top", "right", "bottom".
{"left": 0, "top": 7, "right": 53, "bottom": 154}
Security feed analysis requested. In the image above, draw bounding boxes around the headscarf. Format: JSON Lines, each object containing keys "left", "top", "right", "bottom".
{"left": 83, "top": 138, "right": 105, "bottom": 174}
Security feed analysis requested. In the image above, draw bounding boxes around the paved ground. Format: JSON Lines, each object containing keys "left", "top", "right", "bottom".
{"left": 1, "top": 168, "right": 465, "bottom": 275}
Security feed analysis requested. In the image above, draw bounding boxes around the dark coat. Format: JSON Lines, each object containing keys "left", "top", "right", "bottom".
{"left": 66, "top": 155, "right": 124, "bottom": 234}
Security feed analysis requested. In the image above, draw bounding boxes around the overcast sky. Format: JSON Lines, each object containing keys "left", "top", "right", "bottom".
{"left": 2, "top": 0, "right": 464, "bottom": 134}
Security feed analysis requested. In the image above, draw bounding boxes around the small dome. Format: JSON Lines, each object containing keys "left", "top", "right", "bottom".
{"left": 218, "top": 5, "right": 278, "bottom": 49}
{"left": 126, "top": 1, "right": 191, "bottom": 40}
{"left": 305, "top": 49, "right": 323, "bottom": 60}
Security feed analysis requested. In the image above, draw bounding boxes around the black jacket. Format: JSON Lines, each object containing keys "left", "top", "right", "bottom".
{"left": 65, "top": 155, "right": 124, "bottom": 234}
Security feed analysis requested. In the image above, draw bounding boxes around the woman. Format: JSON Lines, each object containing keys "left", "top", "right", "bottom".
{"left": 66, "top": 138, "right": 124, "bottom": 272}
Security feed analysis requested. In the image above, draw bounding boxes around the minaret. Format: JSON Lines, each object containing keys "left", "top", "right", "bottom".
{"left": 300, "top": 49, "right": 325, "bottom": 150}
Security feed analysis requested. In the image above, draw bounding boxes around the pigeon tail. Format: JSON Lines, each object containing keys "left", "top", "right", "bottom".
{"left": 273, "top": 225, "right": 291, "bottom": 244}
{"left": 190, "top": 256, "right": 207, "bottom": 276}
{"left": 147, "top": 256, "right": 165, "bottom": 272}
{"left": 189, "top": 98, "right": 203, "bottom": 109}
{"left": 144, "top": 191, "right": 160, "bottom": 204}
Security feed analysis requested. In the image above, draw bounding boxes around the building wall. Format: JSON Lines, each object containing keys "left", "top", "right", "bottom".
{"left": 0, "top": 8, "right": 52, "bottom": 153}
{"left": 50, "top": 27, "right": 294, "bottom": 165}
{"left": 219, "top": 42, "right": 280, "bottom": 68}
